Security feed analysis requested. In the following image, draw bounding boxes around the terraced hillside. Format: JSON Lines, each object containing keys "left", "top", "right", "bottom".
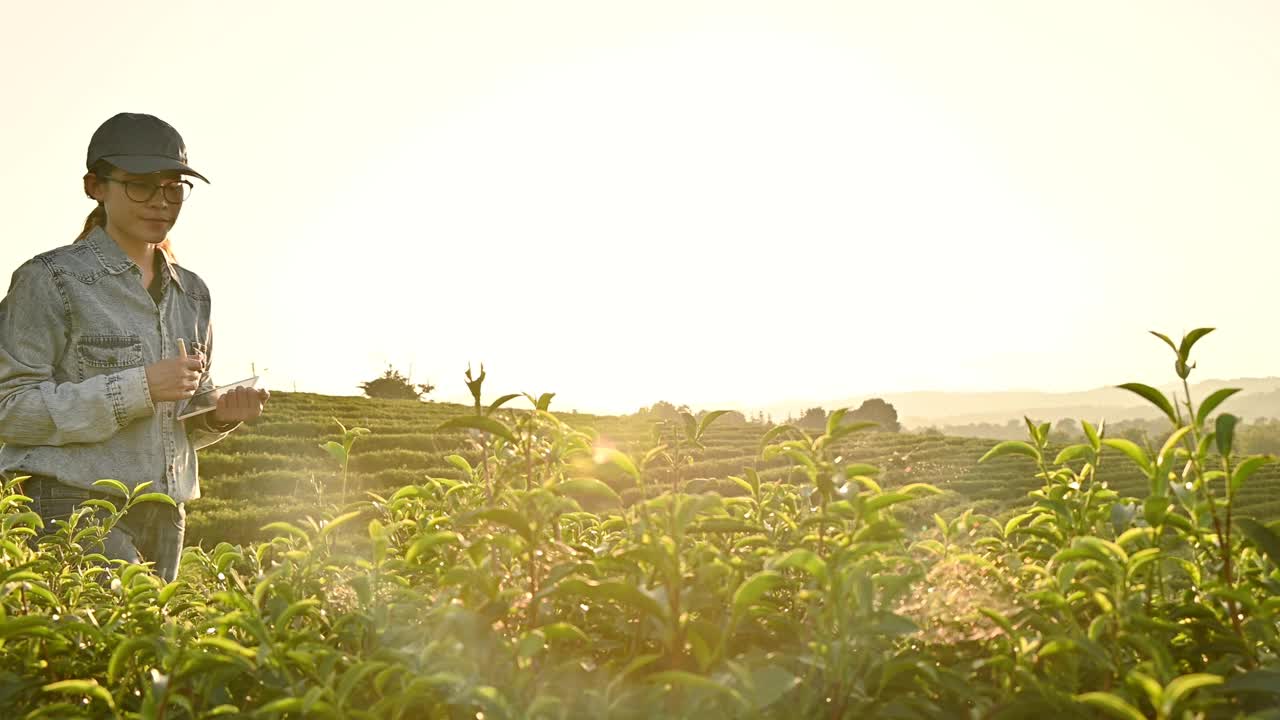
{"left": 187, "top": 391, "right": 1280, "bottom": 547}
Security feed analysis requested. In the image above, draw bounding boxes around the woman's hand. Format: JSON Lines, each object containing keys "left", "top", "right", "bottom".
{"left": 144, "top": 356, "right": 204, "bottom": 402}
{"left": 212, "top": 387, "right": 270, "bottom": 425}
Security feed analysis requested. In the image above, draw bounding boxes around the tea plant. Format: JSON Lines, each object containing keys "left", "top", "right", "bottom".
{"left": 4, "top": 329, "right": 1280, "bottom": 718}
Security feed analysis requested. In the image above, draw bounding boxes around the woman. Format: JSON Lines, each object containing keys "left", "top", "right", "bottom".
{"left": 0, "top": 112, "right": 269, "bottom": 582}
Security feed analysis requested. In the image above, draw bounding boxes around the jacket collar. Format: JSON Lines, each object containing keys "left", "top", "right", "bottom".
{"left": 84, "top": 226, "right": 185, "bottom": 293}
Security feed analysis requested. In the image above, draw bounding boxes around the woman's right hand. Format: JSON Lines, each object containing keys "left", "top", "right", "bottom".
{"left": 144, "top": 356, "right": 205, "bottom": 402}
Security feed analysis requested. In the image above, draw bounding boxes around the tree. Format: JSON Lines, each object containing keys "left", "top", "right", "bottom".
{"left": 848, "top": 398, "right": 901, "bottom": 433}
{"left": 798, "top": 407, "right": 828, "bottom": 429}
{"left": 359, "top": 366, "right": 435, "bottom": 401}
{"left": 634, "top": 401, "right": 688, "bottom": 422}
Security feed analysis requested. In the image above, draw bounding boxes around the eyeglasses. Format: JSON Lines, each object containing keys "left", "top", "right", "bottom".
{"left": 100, "top": 176, "right": 194, "bottom": 204}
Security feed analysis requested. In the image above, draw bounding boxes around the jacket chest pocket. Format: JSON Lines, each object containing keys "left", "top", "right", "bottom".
{"left": 77, "top": 334, "right": 144, "bottom": 369}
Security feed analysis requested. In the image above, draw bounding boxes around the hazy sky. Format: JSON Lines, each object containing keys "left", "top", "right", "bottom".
{"left": 2, "top": 2, "right": 1277, "bottom": 415}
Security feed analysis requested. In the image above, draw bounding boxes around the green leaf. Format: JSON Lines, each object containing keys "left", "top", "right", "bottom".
{"left": 1082, "top": 420, "right": 1102, "bottom": 451}
{"left": 1196, "top": 388, "right": 1242, "bottom": 427}
{"left": 688, "top": 517, "right": 763, "bottom": 534}
{"left": 842, "top": 463, "right": 881, "bottom": 477}
{"left": 863, "top": 492, "right": 919, "bottom": 513}
{"left": 275, "top": 598, "right": 322, "bottom": 632}
{"left": 535, "top": 392, "right": 555, "bottom": 411}
{"left": 555, "top": 578, "right": 666, "bottom": 619}
{"left": 697, "top": 410, "right": 730, "bottom": 439}
{"left": 1074, "top": 692, "right": 1145, "bottom": 720}
{"left": 1233, "top": 456, "right": 1277, "bottom": 494}
{"left": 759, "top": 424, "right": 805, "bottom": 449}
{"left": 472, "top": 509, "right": 534, "bottom": 544}
{"left": 405, "top": 531, "right": 461, "bottom": 562}
{"left": 129, "top": 492, "right": 177, "bottom": 508}
{"left": 318, "top": 510, "right": 363, "bottom": 541}
{"left": 486, "top": 393, "right": 521, "bottom": 415}
{"left": 91, "top": 479, "right": 130, "bottom": 497}
{"left": 555, "top": 478, "right": 622, "bottom": 508}
{"left": 648, "top": 670, "right": 747, "bottom": 706}
{"left": 1178, "top": 328, "right": 1214, "bottom": 360}
{"left": 1101, "top": 439, "right": 1153, "bottom": 475}
{"left": 1143, "top": 497, "right": 1170, "bottom": 527}
{"left": 436, "top": 416, "right": 517, "bottom": 444}
{"left": 825, "top": 408, "right": 849, "bottom": 437}
{"left": 260, "top": 521, "right": 310, "bottom": 542}
{"left": 680, "top": 411, "right": 698, "bottom": 441}
{"left": 733, "top": 571, "right": 784, "bottom": 615}
{"left": 1161, "top": 673, "right": 1223, "bottom": 717}
{"left": 593, "top": 448, "right": 640, "bottom": 482}
{"left": 1117, "top": 383, "right": 1177, "bottom": 425}
{"left": 1054, "top": 444, "right": 1093, "bottom": 465}
{"left": 1149, "top": 330, "right": 1179, "bottom": 355}
{"left": 320, "top": 440, "right": 346, "bottom": 464}
{"left": 978, "top": 441, "right": 1041, "bottom": 464}
{"left": 107, "top": 637, "right": 157, "bottom": 683}
{"left": 196, "top": 636, "right": 258, "bottom": 660}
{"left": 1237, "top": 518, "right": 1280, "bottom": 569}
{"left": 41, "top": 679, "right": 115, "bottom": 710}
{"left": 79, "top": 498, "right": 119, "bottom": 515}
{"left": 768, "top": 548, "right": 827, "bottom": 582}
{"left": 539, "top": 622, "right": 590, "bottom": 644}
{"left": 515, "top": 630, "right": 546, "bottom": 659}
{"left": 1216, "top": 414, "right": 1238, "bottom": 457}
{"left": 444, "top": 454, "right": 473, "bottom": 475}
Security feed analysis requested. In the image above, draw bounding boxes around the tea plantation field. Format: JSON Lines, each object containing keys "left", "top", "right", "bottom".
{"left": 8, "top": 333, "right": 1280, "bottom": 718}
{"left": 186, "top": 391, "right": 1280, "bottom": 549}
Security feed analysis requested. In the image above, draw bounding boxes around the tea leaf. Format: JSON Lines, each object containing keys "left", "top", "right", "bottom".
{"left": 1073, "top": 689, "right": 1142, "bottom": 718}
{"left": 129, "top": 492, "right": 178, "bottom": 508}
{"left": 486, "top": 393, "right": 521, "bottom": 415}
{"left": 1101, "top": 439, "right": 1153, "bottom": 475}
{"left": 1216, "top": 414, "right": 1238, "bottom": 457}
{"left": 555, "top": 478, "right": 623, "bottom": 508}
{"left": 405, "top": 531, "right": 461, "bottom": 562}
{"left": 1237, "top": 518, "right": 1280, "bottom": 569}
{"left": 1178, "top": 328, "right": 1215, "bottom": 360}
{"left": 318, "top": 510, "right": 363, "bottom": 540}
{"left": 555, "top": 578, "right": 666, "bottom": 619}
{"left": 91, "top": 479, "right": 130, "bottom": 497}
{"left": 320, "top": 441, "right": 347, "bottom": 464}
{"left": 979, "top": 441, "right": 1040, "bottom": 464}
{"left": 1196, "top": 388, "right": 1242, "bottom": 427}
{"left": 768, "top": 548, "right": 827, "bottom": 582}
{"left": 472, "top": 509, "right": 534, "bottom": 544}
{"left": 697, "top": 410, "right": 730, "bottom": 439}
{"left": 1232, "top": 456, "right": 1277, "bottom": 493}
{"left": 41, "top": 680, "right": 115, "bottom": 710}
{"left": 1082, "top": 420, "right": 1102, "bottom": 451}
{"left": 594, "top": 448, "right": 640, "bottom": 482}
{"left": 1160, "top": 673, "right": 1222, "bottom": 717}
{"left": 1117, "top": 383, "right": 1177, "bottom": 425}
{"left": 437, "top": 416, "right": 518, "bottom": 444}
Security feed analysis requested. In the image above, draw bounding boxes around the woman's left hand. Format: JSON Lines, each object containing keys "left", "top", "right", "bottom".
{"left": 212, "top": 387, "right": 270, "bottom": 425}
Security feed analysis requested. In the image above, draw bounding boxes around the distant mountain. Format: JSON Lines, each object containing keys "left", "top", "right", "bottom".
{"left": 761, "top": 377, "right": 1280, "bottom": 429}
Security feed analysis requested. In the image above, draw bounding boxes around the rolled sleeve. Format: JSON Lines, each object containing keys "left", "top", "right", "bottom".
{"left": 110, "top": 366, "right": 154, "bottom": 427}
{"left": 0, "top": 259, "right": 150, "bottom": 446}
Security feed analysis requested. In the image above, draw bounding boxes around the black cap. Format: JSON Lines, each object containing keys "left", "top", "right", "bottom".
{"left": 86, "top": 113, "right": 209, "bottom": 183}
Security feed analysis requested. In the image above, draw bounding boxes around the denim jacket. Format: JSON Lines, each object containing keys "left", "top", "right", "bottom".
{"left": 0, "top": 226, "right": 237, "bottom": 502}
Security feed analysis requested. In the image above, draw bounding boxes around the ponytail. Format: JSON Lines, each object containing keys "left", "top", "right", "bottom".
{"left": 76, "top": 203, "right": 107, "bottom": 242}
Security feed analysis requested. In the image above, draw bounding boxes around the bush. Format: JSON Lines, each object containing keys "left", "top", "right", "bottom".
{"left": 358, "top": 366, "right": 435, "bottom": 401}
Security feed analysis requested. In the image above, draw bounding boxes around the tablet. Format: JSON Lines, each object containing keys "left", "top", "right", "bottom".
{"left": 176, "top": 376, "right": 260, "bottom": 420}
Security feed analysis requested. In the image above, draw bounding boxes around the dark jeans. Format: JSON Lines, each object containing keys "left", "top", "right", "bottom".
{"left": 22, "top": 476, "right": 186, "bottom": 583}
